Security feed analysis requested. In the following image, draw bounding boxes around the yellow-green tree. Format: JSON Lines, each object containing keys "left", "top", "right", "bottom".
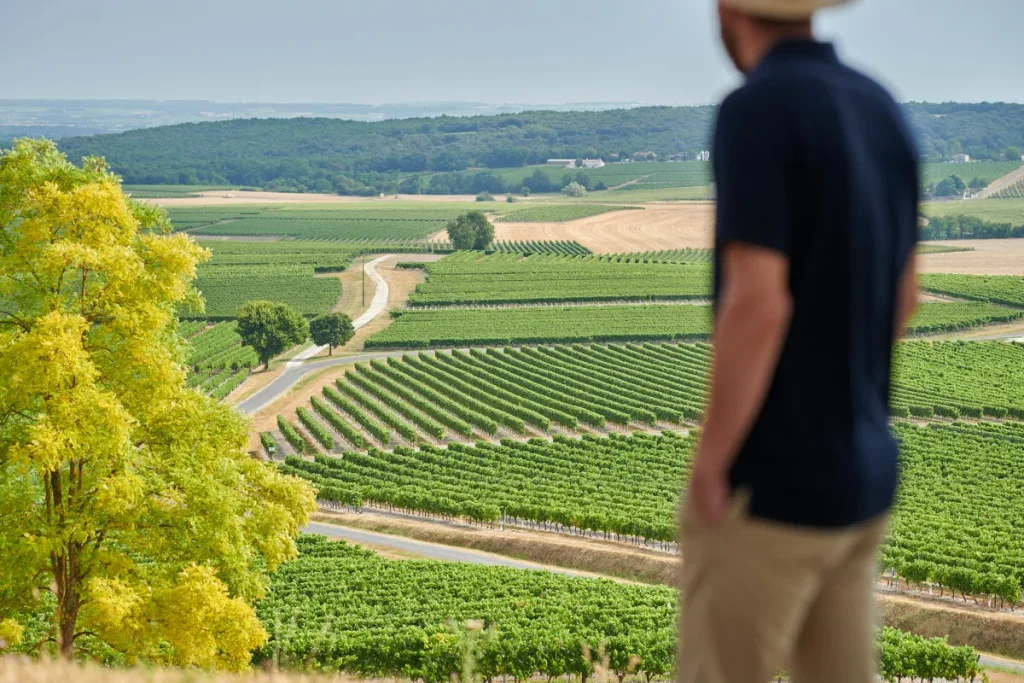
{"left": 0, "top": 140, "right": 317, "bottom": 669}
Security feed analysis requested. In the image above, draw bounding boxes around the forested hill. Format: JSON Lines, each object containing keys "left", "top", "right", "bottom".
{"left": 54, "top": 102, "right": 1024, "bottom": 196}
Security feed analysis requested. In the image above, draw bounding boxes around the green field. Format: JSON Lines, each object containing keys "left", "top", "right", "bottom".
{"left": 495, "top": 204, "right": 640, "bottom": 223}
{"left": 257, "top": 535, "right": 978, "bottom": 682}
{"left": 608, "top": 249, "right": 714, "bottom": 263}
{"left": 908, "top": 302, "right": 1024, "bottom": 334}
{"left": 281, "top": 418, "right": 1024, "bottom": 606}
{"left": 920, "top": 273, "right": 1024, "bottom": 307}
{"left": 604, "top": 185, "right": 712, "bottom": 202}
{"left": 365, "top": 305, "right": 713, "bottom": 348}
{"left": 922, "top": 198, "right": 1024, "bottom": 223}
{"left": 917, "top": 244, "right": 974, "bottom": 254}
{"left": 408, "top": 253, "right": 711, "bottom": 306}
{"left": 497, "top": 161, "right": 712, "bottom": 189}
{"left": 921, "top": 161, "right": 1021, "bottom": 187}
{"left": 124, "top": 184, "right": 239, "bottom": 198}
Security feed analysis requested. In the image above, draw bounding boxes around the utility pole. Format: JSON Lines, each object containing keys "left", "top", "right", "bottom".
{"left": 361, "top": 253, "right": 366, "bottom": 307}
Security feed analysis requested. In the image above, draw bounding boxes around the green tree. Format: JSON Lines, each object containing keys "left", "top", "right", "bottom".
{"left": 236, "top": 301, "right": 309, "bottom": 370}
{"left": 1006, "top": 146, "right": 1022, "bottom": 161}
{"left": 309, "top": 312, "right": 355, "bottom": 356}
{"left": 968, "top": 177, "right": 987, "bottom": 191}
{"left": 0, "top": 140, "right": 316, "bottom": 667}
{"left": 475, "top": 191, "right": 495, "bottom": 202}
{"left": 446, "top": 211, "right": 494, "bottom": 250}
{"left": 562, "top": 181, "right": 587, "bottom": 197}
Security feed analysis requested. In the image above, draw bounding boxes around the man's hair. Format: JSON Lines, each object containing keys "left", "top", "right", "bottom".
{"left": 748, "top": 14, "right": 813, "bottom": 31}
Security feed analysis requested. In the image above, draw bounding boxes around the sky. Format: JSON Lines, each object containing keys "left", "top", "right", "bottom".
{"left": 3, "top": 0, "right": 1022, "bottom": 106}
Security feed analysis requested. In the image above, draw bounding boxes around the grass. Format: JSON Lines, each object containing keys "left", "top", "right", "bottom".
{"left": 918, "top": 244, "right": 974, "bottom": 254}
{"left": 922, "top": 198, "right": 1024, "bottom": 224}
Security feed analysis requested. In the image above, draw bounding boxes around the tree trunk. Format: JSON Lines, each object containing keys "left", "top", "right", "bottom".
{"left": 328, "top": 346, "right": 333, "bottom": 357}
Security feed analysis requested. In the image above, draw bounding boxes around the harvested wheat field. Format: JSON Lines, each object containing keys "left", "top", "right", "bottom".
{"left": 493, "top": 203, "right": 715, "bottom": 253}
{"left": 920, "top": 238, "right": 1024, "bottom": 275}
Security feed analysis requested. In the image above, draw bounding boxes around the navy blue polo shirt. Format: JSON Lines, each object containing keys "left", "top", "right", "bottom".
{"left": 712, "top": 40, "right": 919, "bottom": 528}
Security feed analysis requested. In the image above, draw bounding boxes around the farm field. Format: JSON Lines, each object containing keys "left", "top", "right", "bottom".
{"left": 257, "top": 535, "right": 980, "bottom": 683}
{"left": 921, "top": 161, "right": 1022, "bottom": 187}
{"left": 408, "top": 253, "right": 712, "bottom": 306}
{"left": 270, "top": 341, "right": 1024, "bottom": 459}
{"left": 488, "top": 239, "right": 590, "bottom": 255}
{"left": 917, "top": 244, "right": 973, "bottom": 255}
{"left": 496, "top": 160, "right": 713, "bottom": 188}
{"left": 608, "top": 248, "right": 713, "bottom": 263}
{"left": 908, "top": 301, "right": 1024, "bottom": 335}
{"left": 993, "top": 178, "right": 1024, "bottom": 199}
{"left": 364, "top": 305, "right": 713, "bottom": 348}
{"left": 920, "top": 273, "right": 1024, "bottom": 307}
{"left": 493, "top": 204, "right": 640, "bottom": 222}
{"left": 493, "top": 203, "right": 716, "bottom": 252}
{"left": 282, "top": 420, "right": 1024, "bottom": 606}
{"left": 183, "top": 321, "right": 258, "bottom": 399}
{"left": 919, "top": 238, "right": 1024, "bottom": 275}
{"left": 892, "top": 341, "right": 1024, "bottom": 418}
{"left": 923, "top": 197, "right": 1024, "bottom": 223}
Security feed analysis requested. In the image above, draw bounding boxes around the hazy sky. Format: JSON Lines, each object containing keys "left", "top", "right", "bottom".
{"left": 4, "top": 0, "right": 1022, "bottom": 105}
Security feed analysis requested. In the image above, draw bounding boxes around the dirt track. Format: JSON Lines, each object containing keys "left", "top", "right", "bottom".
{"left": 494, "top": 203, "right": 715, "bottom": 253}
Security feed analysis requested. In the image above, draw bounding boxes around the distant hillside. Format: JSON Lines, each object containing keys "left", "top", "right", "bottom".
{"left": 54, "top": 103, "right": 1024, "bottom": 196}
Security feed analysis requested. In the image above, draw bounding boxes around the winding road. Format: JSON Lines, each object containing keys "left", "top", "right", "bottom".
{"left": 304, "top": 521, "right": 595, "bottom": 578}
{"left": 236, "top": 255, "right": 398, "bottom": 415}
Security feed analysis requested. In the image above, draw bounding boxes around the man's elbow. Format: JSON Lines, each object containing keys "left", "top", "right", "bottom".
{"left": 726, "top": 289, "right": 793, "bottom": 335}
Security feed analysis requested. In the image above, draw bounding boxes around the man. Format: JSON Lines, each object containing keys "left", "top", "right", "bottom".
{"left": 680, "top": 1, "right": 920, "bottom": 682}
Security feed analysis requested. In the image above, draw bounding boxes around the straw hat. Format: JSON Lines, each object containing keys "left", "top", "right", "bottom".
{"left": 721, "top": 0, "right": 852, "bottom": 19}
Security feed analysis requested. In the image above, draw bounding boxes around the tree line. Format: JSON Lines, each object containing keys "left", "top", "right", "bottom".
{"left": 921, "top": 214, "right": 1024, "bottom": 240}
{"left": 49, "top": 103, "right": 1024, "bottom": 196}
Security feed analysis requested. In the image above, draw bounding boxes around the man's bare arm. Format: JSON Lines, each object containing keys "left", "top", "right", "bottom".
{"left": 894, "top": 253, "right": 918, "bottom": 339}
{"left": 689, "top": 243, "right": 793, "bottom": 525}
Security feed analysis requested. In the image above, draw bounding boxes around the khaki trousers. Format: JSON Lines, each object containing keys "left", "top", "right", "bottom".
{"left": 678, "top": 495, "right": 888, "bottom": 683}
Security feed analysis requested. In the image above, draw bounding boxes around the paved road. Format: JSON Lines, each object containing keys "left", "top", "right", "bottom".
{"left": 236, "top": 255, "right": 394, "bottom": 416}
{"left": 304, "top": 522, "right": 596, "bottom": 578}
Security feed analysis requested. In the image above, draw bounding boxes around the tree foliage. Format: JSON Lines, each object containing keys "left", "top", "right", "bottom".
{"left": 446, "top": 212, "right": 494, "bottom": 251}
{"left": 0, "top": 139, "right": 317, "bottom": 667}
{"left": 309, "top": 312, "right": 355, "bottom": 356}
{"left": 236, "top": 301, "right": 309, "bottom": 370}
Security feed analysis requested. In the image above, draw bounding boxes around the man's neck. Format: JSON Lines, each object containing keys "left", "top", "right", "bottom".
{"left": 743, "top": 25, "right": 815, "bottom": 73}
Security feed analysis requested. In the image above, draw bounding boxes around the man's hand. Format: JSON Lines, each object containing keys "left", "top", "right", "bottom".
{"left": 688, "top": 454, "right": 731, "bottom": 527}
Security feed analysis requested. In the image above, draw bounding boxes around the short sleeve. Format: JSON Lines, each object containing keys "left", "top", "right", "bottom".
{"left": 713, "top": 90, "right": 792, "bottom": 256}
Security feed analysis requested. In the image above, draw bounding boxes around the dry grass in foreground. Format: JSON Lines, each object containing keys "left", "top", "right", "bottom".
{"left": 0, "top": 656, "right": 354, "bottom": 683}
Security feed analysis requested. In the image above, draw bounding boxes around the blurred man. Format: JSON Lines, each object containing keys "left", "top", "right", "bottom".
{"left": 680, "top": 1, "right": 920, "bottom": 682}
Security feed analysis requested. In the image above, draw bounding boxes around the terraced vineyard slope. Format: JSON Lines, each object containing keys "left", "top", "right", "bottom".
{"left": 184, "top": 321, "right": 257, "bottom": 399}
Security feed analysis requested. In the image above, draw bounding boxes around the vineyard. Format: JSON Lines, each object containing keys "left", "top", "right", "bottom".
{"left": 921, "top": 273, "right": 1024, "bottom": 308}
{"left": 604, "top": 249, "right": 713, "bottom": 263}
{"left": 891, "top": 341, "right": 1024, "bottom": 418}
{"left": 907, "top": 301, "right": 1024, "bottom": 334}
{"left": 183, "top": 321, "right": 257, "bottom": 399}
{"left": 273, "top": 341, "right": 1024, "bottom": 454}
{"left": 407, "top": 253, "right": 712, "bottom": 306}
{"left": 488, "top": 239, "right": 591, "bottom": 255}
{"left": 993, "top": 177, "right": 1024, "bottom": 199}
{"left": 365, "top": 306, "right": 713, "bottom": 348}
{"left": 916, "top": 244, "right": 974, "bottom": 255}
{"left": 281, "top": 419, "right": 1024, "bottom": 605}
{"left": 191, "top": 264, "right": 341, "bottom": 319}
{"left": 920, "top": 160, "right": 1022, "bottom": 187}
{"left": 256, "top": 535, "right": 982, "bottom": 683}
{"left": 494, "top": 205, "right": 640, "bottom": 223}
